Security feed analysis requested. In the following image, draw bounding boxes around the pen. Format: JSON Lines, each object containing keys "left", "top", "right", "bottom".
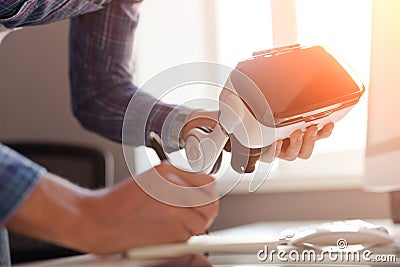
{"left": 148, "top": 131, "right": 167, "bottom": 161}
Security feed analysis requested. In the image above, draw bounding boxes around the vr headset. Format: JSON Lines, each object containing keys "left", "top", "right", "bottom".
{"left": 184, "top": 44, "right": 365, "bottom": 173}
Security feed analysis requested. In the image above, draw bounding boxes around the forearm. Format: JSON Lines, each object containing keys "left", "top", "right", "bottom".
{"left": 69, "top": 0, "right": 140, "bottom": 144}
{"left": 74, "top": 85, "right": 193, "bottom": 149}
{"left": 5, "top": 173, "right": 100, "bottom": 253}
{"left": 5, "top": 163, "right": 219, "bottom": 255}
{"left": 0, "top": 0, "right": 111, "bottom": 29}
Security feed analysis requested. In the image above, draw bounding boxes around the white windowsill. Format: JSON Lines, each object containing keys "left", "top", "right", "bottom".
{"left": 224, "top": 174, "right": 363, "bottom": 195}
{"left": 217, "top": 150, "right": 365, "bottom": 195}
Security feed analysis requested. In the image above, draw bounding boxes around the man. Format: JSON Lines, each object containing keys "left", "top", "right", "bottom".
{"left": 0, "top": 0, "right": 333, "bottom": 264}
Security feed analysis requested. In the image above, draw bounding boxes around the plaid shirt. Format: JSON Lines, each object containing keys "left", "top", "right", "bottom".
{"left": 0, "top": 0, "right": 192, "bottom": 223}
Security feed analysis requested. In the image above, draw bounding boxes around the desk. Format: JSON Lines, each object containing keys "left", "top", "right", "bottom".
{"left": 18, "top": 219, "right": 400, "bottom": 266}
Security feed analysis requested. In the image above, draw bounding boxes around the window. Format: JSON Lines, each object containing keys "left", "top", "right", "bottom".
{"left": 133, "top": 0, "right": 372, "bottom": 192}
{"left": 216, "top": 0, "right": 273, "bottom": 68}
{"left": 216, "top": 0, "right": 372, "bottom": 192}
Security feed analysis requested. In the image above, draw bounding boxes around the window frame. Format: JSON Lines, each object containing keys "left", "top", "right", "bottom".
{"left": 214, "top": 0, "right": 371, "bottom": 194}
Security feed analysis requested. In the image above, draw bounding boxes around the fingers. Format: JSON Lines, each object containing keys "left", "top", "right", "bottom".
{"left": 278, "top": 123, "right": 335, "bottom": 161}
{"left": 155, "top": 162, "right": 219, "bottom": 235}
{"left": 176, "top": 171, "right": 219, "bottom": 234}
{"left": 158, "top": 162, "right": 218, "bottom": 202}
{"left": 182, "top": 201, "right": 219, "bottom": 235}
{"left": 158, "top": 161, "right": 215, "bottom": 187}
{"left": 259, "top": 140, "right": 283, "bottom": 162}
{"left": 317, "top": 122, "right": 334, "bottom": 139}
{"left": 279, "top": 129, "right": 304, "bottom": 161}
{"left": 298, "top": 125, "right": 318, "bottom": 159}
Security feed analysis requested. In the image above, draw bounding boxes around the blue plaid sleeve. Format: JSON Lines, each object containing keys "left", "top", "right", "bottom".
{"left": 0, "top": 143, "right": 46, "bottom": 224}
{"left": 69, "top": 0, "right": 193, "bottom": 150}
{"left": 0, "top": 0, "right": 111, "bottom": 29}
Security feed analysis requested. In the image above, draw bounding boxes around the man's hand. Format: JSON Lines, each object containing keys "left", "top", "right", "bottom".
{"left": 86, "top": 162, "right": 218, "bottom": 254}
{"left": 6, "top": 162, "right": 218, "bottom": 255}
{"left": 181, "top": 110, "right": 335, "bottom": 170}
{"left": 276, "top": 122, "right": 334, "bottom": 161}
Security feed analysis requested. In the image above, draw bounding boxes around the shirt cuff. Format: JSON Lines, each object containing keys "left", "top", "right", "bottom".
{"left": 0, "top": 144, "right": 47, "bottom": 225}
{"left": 161, "top": 106, "right": 194, "bottom": 153}
{"left": 146, "top": 103, "right": 194, "bottom": 153}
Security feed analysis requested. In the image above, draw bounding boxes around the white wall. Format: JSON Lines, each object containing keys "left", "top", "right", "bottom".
{"left": 363, "top": 0, "right": 400, "bottom": 191}
{"left": 367, "top": 0, "right": 400, "bottom": 145}
{"left": 134, "top": 0, "right": 218, "bottom": 86}
{"left": 0, "top": 21, "right": 130, "bottom": 183}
